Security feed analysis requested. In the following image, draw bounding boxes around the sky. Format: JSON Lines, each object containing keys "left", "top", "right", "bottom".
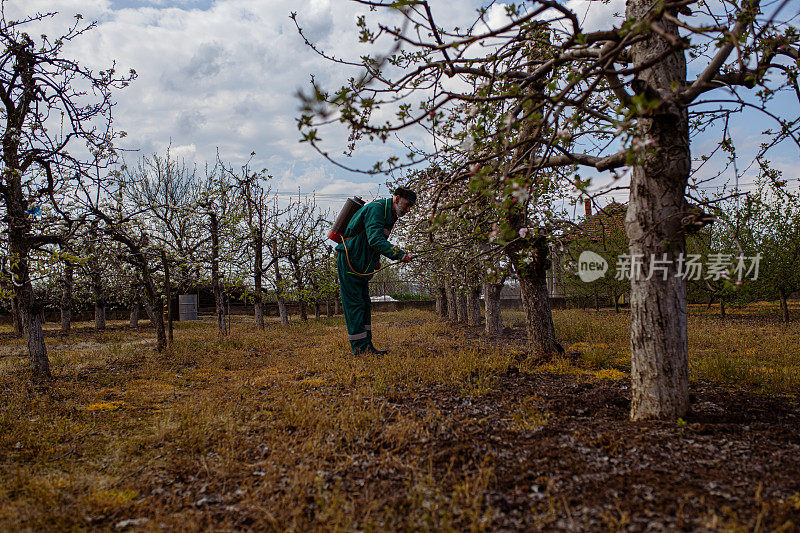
{"left": 7, "top": 0, "right": 799, "bottom": 216}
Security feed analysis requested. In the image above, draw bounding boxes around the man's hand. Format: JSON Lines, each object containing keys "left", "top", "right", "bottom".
{"left": 401, "top": 253, "right": 413, "bottom": 263}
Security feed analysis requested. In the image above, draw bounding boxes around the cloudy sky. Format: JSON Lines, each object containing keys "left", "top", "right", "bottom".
{"left": 9, "top": 0, "right": 799, "bottom": 215}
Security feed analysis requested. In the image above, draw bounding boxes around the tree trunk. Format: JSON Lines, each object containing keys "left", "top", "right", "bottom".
{"left": 142, "top": 298, "right": 166, "bottom": 352}
{"left": 94, "top": 302, "right": 106, "bottom": 331}
{"left": 467, "top": 286, "right": 481, "bottom": 327}
{"left": 446, "top": 283, "right": 458, "bottom": 321}
{"left": 517, "top": 267, "right": 563, "bottom": 359}
{"left": 163, "top": 251, "right": 173, "bottom": 346}
{"left": 254, "top": 227, "right": 265, "bottom": 329}
{"left": 314, "top": 301, "right": 321, "bottom": 319}
{"left": 130, "top": 303, "right": 140, "bottom": 329}
{"left": 456, "top": 292, "right": 468, "bottom": 324}
{"left": 93, "top": 279, "right": 106, "bottom": 331}
{"left": 435, "top": 286, "right": 446, "bottom": 317}
{"left": 277, "top": 297, "right": 288, "bottom": 324}
{"left": 484, "top": 283, "right": 503, "bottom": 337}
{"left": 326, "top": 300, "right": 332, "bottom": 317}
{"left": 210, "top": 212, "right": 225, "bottom": 336}
{"left": 143, "top": 299, "right": 156, "bottom": 323}
{"left": 334, "top": 297, "right": 340, "bottom": 315}
{"left": 9, "top": 228, "right": 50, "bottom": 378}
{"left": 779, "top": 288, "right": 790, "bottom": 323}
{"left": 60, "top": 260, "right": 73, "bottom": 334}
{"left": 255, "top": 302, "right": 264, "bottom": 328}
{"left": 297, "top": 269, "right": 308, "bottom": 321}
{"left": 90, "top": 223, "right": 106, "bottom": 331}
{"left": 272, "top": 245, "right": 289, "bottom": 325}
{"left": 626, "top": 0, "right": 691, "bottom": 421}
{"left": 10, "top": 294, "right": 23, "bottom": 338}
{"left": 505, "top": 234, "right": 563, "bottom": 359}
{"left": 22, "top": 293, "right": 48, "bottom": 379}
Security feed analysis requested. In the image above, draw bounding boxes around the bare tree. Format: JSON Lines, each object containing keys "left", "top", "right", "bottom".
{"left": 0, "top": 9, "right": 134, "bottom": 377}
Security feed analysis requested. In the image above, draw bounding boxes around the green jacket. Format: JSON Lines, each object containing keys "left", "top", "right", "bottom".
{"left": 336, "top": 198, "right": 405, "bottom": 279}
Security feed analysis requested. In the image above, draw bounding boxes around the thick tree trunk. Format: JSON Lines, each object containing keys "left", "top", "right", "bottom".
{"left": 326, "top": 300, "right": 332, "bottom": 317}
{"left": 626, "top": 0, "right": 691, "bottom": 421}
{"left": 467, "top": 286, "right": 481, "bottom": 327}
{"left": 9, "top": 230, "right": 49, "bottom": 378}
{"left": 60, "top": 261, "right": 73, "bottom": 334}
{"left": 22, "top": 295, "right": 48, "bottom": 378}
{"left": 446, "top": 283, "right": 458, "bottom": 321}
{"left": 504, "top": 234, "right": 562, "bottom": 359}
{"left": 19, "top": 284, "right": 49, "bottom": 379}
{"left": 779, "top": 288, "right": 790, "bottom": 323}
{"left": 334, "top": 297, "right": 340, "bottom": 316}
{"left": 484, "top": 283, "right": 503, "bottom": 337}
{"left": 299, "top": 300, "right": 308, "bottom": 321}
{"left": 314, "top": 301, "right": 321, "bottom": 319}
{"left": 435, "top": 286, "right": 446, "bottom": 317}
{"left": 517, "top": 268, "right": 563, "bottom": 359}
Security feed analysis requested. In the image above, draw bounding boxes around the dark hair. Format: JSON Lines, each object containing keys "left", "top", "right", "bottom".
{"left": 393, "top": 186, "right": 417, "bottom": 205}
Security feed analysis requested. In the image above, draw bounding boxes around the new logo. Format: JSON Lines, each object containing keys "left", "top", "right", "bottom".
{"left": 577, "top": 251, "right": 608, "bottom": 282}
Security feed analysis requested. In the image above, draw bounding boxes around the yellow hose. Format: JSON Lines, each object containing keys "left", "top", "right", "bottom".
{"left": 341, "top": 237, "right": 402, "bottom": 277}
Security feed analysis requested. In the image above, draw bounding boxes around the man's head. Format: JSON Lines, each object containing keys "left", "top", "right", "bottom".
{"left": 392, "top": 186, "right": 417, "bottom": 218}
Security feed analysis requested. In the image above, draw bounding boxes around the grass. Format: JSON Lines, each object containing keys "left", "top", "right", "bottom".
{"left": 0, "top": 303, "right": 797, "bottom": 529}
{"left": 0, "top": 310, "right": 515, "bottom": 530}
{"left": 506, "top": 306, "right": 800, "bottom": 393}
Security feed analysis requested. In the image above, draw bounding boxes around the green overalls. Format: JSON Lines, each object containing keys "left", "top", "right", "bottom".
{"left": 335, "top": 198, "right": 405, "bottom": 354}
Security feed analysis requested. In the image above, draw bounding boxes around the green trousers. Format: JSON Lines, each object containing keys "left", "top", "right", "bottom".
{"left": 337, "top": 252, "right": 373, "bottom": 354}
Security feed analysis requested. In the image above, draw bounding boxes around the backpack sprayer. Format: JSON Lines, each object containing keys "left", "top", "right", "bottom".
{"left": 327, "top": 196, "right": 365, "bottom": 243}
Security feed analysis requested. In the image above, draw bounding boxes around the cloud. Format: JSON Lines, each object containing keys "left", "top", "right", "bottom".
{"left": 7, "top": 0, "right": 405, "bottom": 194}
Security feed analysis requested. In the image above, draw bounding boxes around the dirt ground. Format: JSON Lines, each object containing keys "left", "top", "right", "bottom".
{"left": 1, "top": 310, "right": 799, "bottom": 531}
{"left": 365, "top": 369, "right": 800, "bottom": 531}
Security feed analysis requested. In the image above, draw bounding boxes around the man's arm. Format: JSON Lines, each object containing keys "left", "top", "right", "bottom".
{"left": 364, "top": 203, "right": 404, "bottom": 261}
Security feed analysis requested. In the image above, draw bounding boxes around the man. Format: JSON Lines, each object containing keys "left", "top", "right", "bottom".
{"left": 336, "top": 187, "right": 416, "bottom": 355}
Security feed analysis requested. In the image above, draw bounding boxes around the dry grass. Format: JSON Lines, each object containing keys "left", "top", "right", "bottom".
{"left": 0, "top": 303, "right": 797, "bottom": 530}
{"left": 0, "top": 310, "right": 514, "bottom": 531}
{"left": 507, "top": 305, "right": 800, "bottom": 393}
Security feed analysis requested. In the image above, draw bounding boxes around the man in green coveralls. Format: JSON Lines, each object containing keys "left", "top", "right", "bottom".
{"left": 336, "top": 187, "right": 416, "bottom": 355}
